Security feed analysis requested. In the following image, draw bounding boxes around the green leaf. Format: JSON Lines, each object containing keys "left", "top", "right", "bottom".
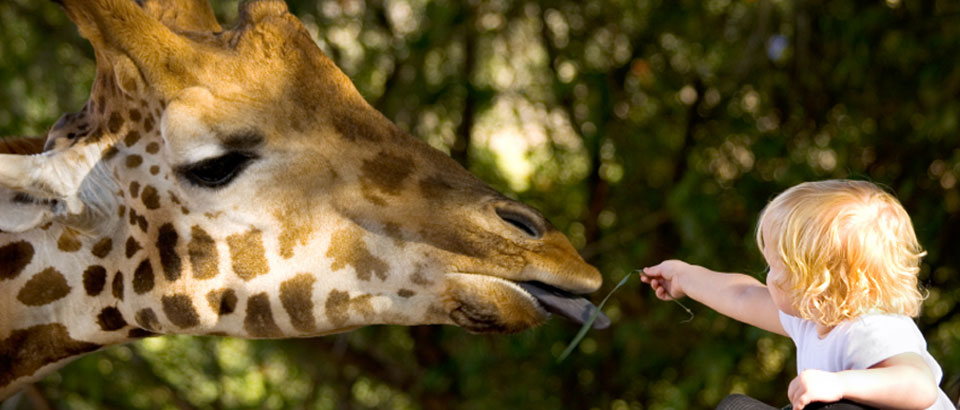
{"left": 557, "top": 270, "right": 634, "bottom": 363}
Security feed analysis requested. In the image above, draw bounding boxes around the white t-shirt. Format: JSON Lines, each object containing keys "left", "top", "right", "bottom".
{"left": 779, "top": 311, "right": 953, "bottom": 410}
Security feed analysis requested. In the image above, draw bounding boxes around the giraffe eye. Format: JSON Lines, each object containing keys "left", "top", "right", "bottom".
{"left": 180, "top": 151, "right": 257, "bottom": 188}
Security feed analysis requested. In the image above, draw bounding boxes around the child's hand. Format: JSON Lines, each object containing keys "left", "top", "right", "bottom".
{"left": 640, "top": 260, "right": 692, "bottom": 301}
{"left": 788, "top": 369, "right": 844, "bottom": 410}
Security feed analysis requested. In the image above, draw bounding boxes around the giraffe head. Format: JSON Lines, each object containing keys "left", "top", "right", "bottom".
{"left": 0, "top": 0, "right": 602, "bottom": 357}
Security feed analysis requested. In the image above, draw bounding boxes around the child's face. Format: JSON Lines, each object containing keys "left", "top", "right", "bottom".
{"left": 762, "top": 228, "right": 800, "bottom": 317}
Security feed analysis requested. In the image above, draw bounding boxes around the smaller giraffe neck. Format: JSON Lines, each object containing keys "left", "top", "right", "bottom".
{"left": 0, "top": 70, "right": 168, "bottom": 396}
{"left": 0, "top": 224, "right": 130, "bottom": 398}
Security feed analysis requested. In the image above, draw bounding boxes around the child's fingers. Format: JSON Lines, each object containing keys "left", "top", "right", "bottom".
{"left": 640, "top": 266, "right": 662, "bottom": 280}
{"left": 655, "top": 287, "right": 673, "bottom": 301}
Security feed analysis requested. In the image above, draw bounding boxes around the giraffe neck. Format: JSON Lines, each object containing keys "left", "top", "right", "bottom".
{"left": 0, "top": 210, "right": 446, "bottom": 398}
{"left": 0, "top": 69, "right": 167, "bottom": 395}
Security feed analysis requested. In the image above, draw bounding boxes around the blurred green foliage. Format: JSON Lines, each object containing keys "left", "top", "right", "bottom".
{"left": 2, "top": 0, "right": 960, "bottom": 409}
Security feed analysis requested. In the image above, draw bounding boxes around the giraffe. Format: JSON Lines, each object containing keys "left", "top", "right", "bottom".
{"left": 0, "top": 0, "right": 605, "bottom": 399}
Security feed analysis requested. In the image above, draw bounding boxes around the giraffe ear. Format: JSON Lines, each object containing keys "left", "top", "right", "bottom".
{"left": 0, "top": 187, "right": 60, "bottom": 232}
{"left": 0, "top": 145, "right": 101, "bottom": 232}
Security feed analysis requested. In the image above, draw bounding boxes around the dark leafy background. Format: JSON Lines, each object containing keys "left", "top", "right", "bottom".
{"left": 2, "top": 0, "right": 959, "bottom": 409}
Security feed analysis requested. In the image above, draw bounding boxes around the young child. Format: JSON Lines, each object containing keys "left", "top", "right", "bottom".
{"left": 641, "top": 180, "right": 952, "bottom": 410}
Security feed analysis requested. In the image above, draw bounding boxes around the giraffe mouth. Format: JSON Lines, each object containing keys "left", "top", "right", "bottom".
{"left": 444, "top": 273, "right": 609, "bottom": 333}
{"left": 517, "top": 282, "right": 610, "bottom": 329}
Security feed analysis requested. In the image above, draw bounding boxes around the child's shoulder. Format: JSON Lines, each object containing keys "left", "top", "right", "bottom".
{"left": 845, "top": 313, "right": 922, "bottom": 338}
{"left": 840, "top": 313, "right": 929, "bottom": 367}
{"left": 840, "top": 313, "right": 945, "bottom": 386}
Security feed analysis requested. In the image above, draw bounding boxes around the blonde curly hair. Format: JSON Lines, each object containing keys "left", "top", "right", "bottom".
{"left": 756, "top": 180, "right": 925, "bottom": 327}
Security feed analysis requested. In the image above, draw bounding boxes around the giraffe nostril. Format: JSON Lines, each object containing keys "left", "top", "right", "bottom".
{"left": 495, "top": 206, "right": 544, "bottom": 239}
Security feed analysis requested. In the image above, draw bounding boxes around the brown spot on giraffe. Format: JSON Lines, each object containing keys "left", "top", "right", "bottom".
{"left": 361, "top": 152, "right": 415, "bottom": 196}
{"left": 352, "top": 295, "right": 375, "bottom": 318}
{"left": 102, "top": 144, "right": 120, "bottom": 162}
{"left": 136, "top": 214, "right": 149, "bottom": 233}
{"left": 383, "top": 222, "right": 406, "bottom": 248}
{"left": 244, "top": 293, "right": 282, "bottom": 337}
{"left": 145, "top": 142, "right": 160, "bottom": 154}
{"left": 83, "top": 265, "right": 107, "bottom": 296}
{"left": 120, "top": 74, "right": 139, "bottom": 95}
{"left": 107, "top": 111, "right": 124, "bottom": 133}
{"left": 410, "top": 266, "right": 432, "bottom": 286}
{"left": 17, "top": 267, "right": 71, "bottom": 306}
{"left": 135, "top": 308, "right": 160, "bottom": 331}
{"left": 124, "top": 130, "right": 141, "bottom": 147}
{"left": 0, "top": 241, "right": 34, "bottom": 280}
{"left": 149, "top": 165, "right": 160, "bottom": 175}
{"left": 118, "top": 205, "right": 126, "bottom": 218}
{"left": 91, "top": 237, "right": 113, "bottom": 258}
{"left": 275, "top": 208, "right": 314, "bottom": 259}
{"left": 141, "top": 185, "right": 161, "bottom": 210}
{"left": 125, "top": 236, "right": 141, "bottom": 258}
{"left": 112, "top": 271, "right": 124, "bottom": 300}
{"left": 128, "top": 108, "right": 141, "bottom": 122}
{"left": 126, "top": 209, "right": 149, "bottom": 233}
{"left": 280, "top": 274, "right": 316, "bottom": 333}
{"left": 157, "top": 223, "right": 181, "bottom": 281}
{"left": 325, "top": 289, "right": 375, "bottom": 328}
{"left": 162, "top": 294, "right": 200, "bottom": 329}
{"left": 360, "top": 188, "right": 387, "bottom": 207}
{"left": 143, "top": 115, "right": 155, "bottom": 133}
{"left": 419, "top": 175, "right": 455, "bottom": 200}
{"left": 330, "top": 110, "right": 386, "bottom": 143}
{"left": 188, "top": 226, "right": 218, "bottom": 279}
{"left": 126, "top": 154, "right": 143, "bottom": 168}
{"left": 397, "top": 289, "right": 415, "bottom": 298}
{"left": 0, "top": 324, "right": 100, "bottom": 388}
{"left": 129, "top": 181, "right": 141, "bottom": 198}
{"left": 206, "top": 288, "right": 237, "bottom": 316}
{"left": 417, "top": 223, "right": 493, "bottom": 259}
{"left": 327, "top": 228, "right": 389, "bottom": 281}
{"left": 57, "top": 229, "right": 82, "bottom": 253}
{"left": 96, "top": 307, "right": 127, "bottom": 331}
{"left": 227, "top": 229, "right": 268, "bottom": 281}
{"left": 133, "top": 259, "right": 154, "bottom": 294}
{"left": 128, "top": 328, "right": 156, "bottom": 339}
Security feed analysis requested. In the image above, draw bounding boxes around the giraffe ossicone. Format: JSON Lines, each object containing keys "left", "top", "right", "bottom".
{"left": 0, "top": 0, "right": 604, "bottom": 399}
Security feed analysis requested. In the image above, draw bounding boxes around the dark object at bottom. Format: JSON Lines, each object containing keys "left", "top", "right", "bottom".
{"left": 716, "top": 394, "right": 879, "bottom": 410}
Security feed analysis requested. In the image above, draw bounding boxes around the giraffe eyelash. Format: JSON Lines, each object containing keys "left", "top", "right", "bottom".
{"left": 177, "top": 151, "right": 258, "bottom": 189}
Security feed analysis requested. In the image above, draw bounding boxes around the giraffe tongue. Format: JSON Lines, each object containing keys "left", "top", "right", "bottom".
{"left": 518, "top": 282, "right": 611, "bottom": 329}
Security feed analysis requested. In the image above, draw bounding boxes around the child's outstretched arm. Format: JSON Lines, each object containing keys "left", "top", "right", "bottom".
{"left": 641, "top": 260, "right": 785, "bottom": 336}
{"left": 788, "top": 352, "right": 939, "bottom": 410}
